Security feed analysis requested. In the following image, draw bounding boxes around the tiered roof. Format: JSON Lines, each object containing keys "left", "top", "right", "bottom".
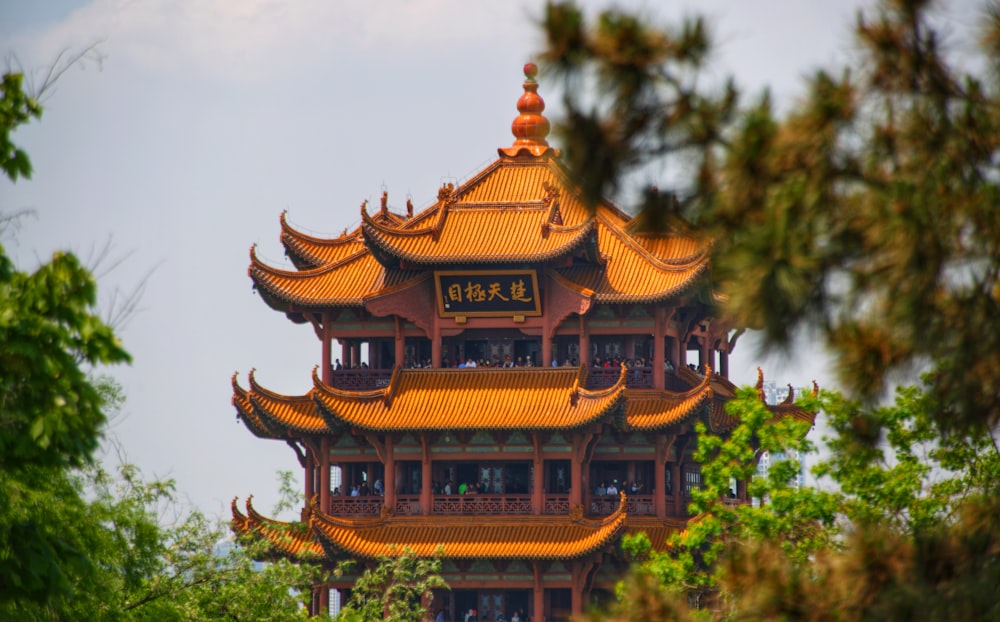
{"left": 233, "top": 494, "right": 628, "bottom": 562}
{"left": 249, "top": 64, "right": 713, "bottom": 314}
{"left": 232, "top": 366, "right": 741, "bottom": 437}
{"left": 233, "top": 366, "right": 815, "bottom": 438}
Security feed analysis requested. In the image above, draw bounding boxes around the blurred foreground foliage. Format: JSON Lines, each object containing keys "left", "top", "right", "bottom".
{"left": 540, "top": 0, "right": 1000, "bottom": 432}
{"left": 539, "top": 0, "right": 1000, "bottom": 619}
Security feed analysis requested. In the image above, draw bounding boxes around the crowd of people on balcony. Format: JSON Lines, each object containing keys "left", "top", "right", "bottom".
{"left": 335, "top": 354, "right": 706, "bottom": 373}
{"left": 593, "top": 480, "right": 645, "bottom": 495}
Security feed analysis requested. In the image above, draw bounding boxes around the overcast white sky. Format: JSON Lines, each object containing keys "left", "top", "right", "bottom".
{"left": 1, "top": 1, "right": 982, "bottom": 519}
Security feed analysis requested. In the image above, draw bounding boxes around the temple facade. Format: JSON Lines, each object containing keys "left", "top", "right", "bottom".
{"left": 231, "top": 63, "right": 813, "bottom": 621}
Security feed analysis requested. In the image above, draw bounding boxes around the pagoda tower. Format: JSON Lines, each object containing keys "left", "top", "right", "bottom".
{"left": 231, "top": 63, "right": 814, "bottom": 621}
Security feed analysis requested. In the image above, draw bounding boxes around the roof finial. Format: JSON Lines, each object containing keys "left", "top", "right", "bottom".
{"left": 500, "top": 62, "right": 557, "bottom": 158}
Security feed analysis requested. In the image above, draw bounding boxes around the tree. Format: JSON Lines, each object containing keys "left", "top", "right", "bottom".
{"left": 586, "top": 382, "right": 1000, "bottom": 621}
{"left": 536, "top": 3, "right": 1000, "bottom": 614}
{"left": 539, "top": 0, "right": 1000, "bottom": 433}
{"left": 334, "top": 548, "right": 449, "bottom": 622}
{"left": 0, "top": 457, "right": 327, "bottom": 621}
{"left": 1, "top": 65, "right": 133, "bottom": 605}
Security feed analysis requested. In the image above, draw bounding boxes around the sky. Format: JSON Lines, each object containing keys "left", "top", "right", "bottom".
{"left": 0, "top": 0, "right": 982, "bottom": 520}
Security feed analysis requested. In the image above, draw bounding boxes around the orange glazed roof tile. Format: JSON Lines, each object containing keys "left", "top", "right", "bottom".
{"left": 249, "top": 244, "right": 422, "bottom": 310}
{"left": 232, "top": 372, "right": 277, "bottom": 439}
{"left": 244, "top": 370, "right": 331, "bottom": 436}
{"left": 360, "top": 167, "right": 594, "bottom": 266}
{"left": 309, "top": 494, "right": 627, "bottom": 560}
{"left": 281, "top": 203, "right": 408, "bottom": 270}
{"left": 232, "top": 497, "right": 325, "bottom": 559}
{"left": 624, "top": 372, "right": 714, "bottom": 431}
{"left": 248, "top": 64, "right": 717, "bottom": 312}
{"left": 554, "top": 215, "right": 710, "bottom": 303}
{"left": 313, "top": 366, "right": 624, "bottom": 432}
{"left": 280, "top": 212, "right": 369, "bottom": 270}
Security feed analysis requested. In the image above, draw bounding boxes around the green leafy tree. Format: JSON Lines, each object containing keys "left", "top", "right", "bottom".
{"left": 335, "top": 548, "right": 449, "bottom": 622}
{"left": 1, "top": 458, "right": 326, "bottom": 621}
{"left": 1, "top": 67, "right": 132, "bottom": 603}
{"left": 0, "top": 71, "right": 41, "bottom": 181}
{"left": 612, "top": 389, "right": 837, "bottom": 613}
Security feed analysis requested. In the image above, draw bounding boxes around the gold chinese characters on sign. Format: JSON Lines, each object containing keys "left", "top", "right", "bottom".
{"left": 434, "top": 270, "right": 542, "bottom": 318}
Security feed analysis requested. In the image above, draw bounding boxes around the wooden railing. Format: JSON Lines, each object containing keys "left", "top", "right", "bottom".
{"left": 543, "top": 494, "right": 570, "bottom": 514}
{"left": 328, "top": 496, "right": 382, "bottom": 516}
{"left": 589, "top": 494, "right": 655, "bottom": 516}
{"left": 327, "top": 367, "right": 690, "bottom": 390}
{"left": 394, "top": 495, "right": 421, "bottom": 516}
{"left": 326, "top": 492, "right": 686, "bottom": 517}
{"left": 329, "top": 369, "right": 393, "bottom": 390}
{"left": 433, "top": 494, "right": 532, "bottom": 515}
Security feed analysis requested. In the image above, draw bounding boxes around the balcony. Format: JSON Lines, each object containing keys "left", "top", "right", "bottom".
{"left": 328, "top": 367, "right": 686, "bottom": 391}
{"left": 330, "top": 494, "right": 574, "bottom": 517}
{"left": 589, "top": 494, "right": 655, "bottom": 516}
{"left": 327, "top": 492, "right": 673, "bottom": 518}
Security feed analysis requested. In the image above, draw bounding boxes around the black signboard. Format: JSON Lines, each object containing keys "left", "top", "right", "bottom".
{"left": 435, "top": 270, "right": 542, "bottom": 318}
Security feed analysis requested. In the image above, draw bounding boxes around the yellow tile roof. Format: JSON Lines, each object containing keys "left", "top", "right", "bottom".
{"left": 232, "top": 497, "right": 326, "bottom": 559}
{"left": 281, "top": 208, "right": 407, "bottom": 269}
{"left": 309, "top": 494, "right": 627, "bottom": 560}
{"left": 623, "top": 373, "right": 714, "bottom": 431}
{"left": 361, "top": 202, "right": 593, "bottom": 266}
{"left": 244, "top": 370, "right": 331, "bottom": 436}
{"left": 280, "top": 212, "right": 369, "bottom": 269}
{"left": 232, "top": 372, "right": 279, "bottom": 439}
{"left": 313, "top": 366, "right": 625, "bottom": 432}
{"left": 249, "top": 244, "right": 422, "bottom": 310}
{"left": 251, "top": 155, "right": 715, "bottom": 308}
{"left": 630, "top": 233, "right": 710, "bottom": 265}
{"left": 555, "top": 215, "right": 710, "bottom": 303}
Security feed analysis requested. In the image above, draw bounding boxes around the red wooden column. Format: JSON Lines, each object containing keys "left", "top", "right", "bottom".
{"left": 542, "top": 287, "right": 553, "bottom": 366}
{"left": 654, "top": 307, "right": 666, "bottom": 390}
{"left": 384, "top": 436, "right": 396, "bottom": 511}
{"left": 431, "top": 314, "right": 442, "bottom": 368}
{"left": 532, "top": 433, "right": 544, "bottom": 515}
{"left": 322, "top": 316, "right": 332, "bottom": 384}
{"left": 578, "top": 315, "right": 589, "bottom": 365}
{"left": 720, "top": 347, "right": 730, "bottom": 378}
{"left": 304, "top": 451, "right": 315, "bottom": 502}
{"left": 420, "top": 434, "right": 432, "bottom": 515}
{"left": 654, "top": 435, "right": 674, "bottom": 517}
{"left": 320, "top": 438, "right": 330, "bottom": 513}
{"left": 672, "top": 460, "right": 683, "bottom": 516}
{"left": 394, "top": 316, "right": 405, "bottom": 368}
{"left": 570, "top": 435, "right": 585, "bottom": 507}
{"left": 318, "top": 585, "right": 329, "bottom": 616}
{"left": 571, "top": 563, "right": 584, "bottom": 616}
{"left": 533, "top": 563, "right": 546, "bottom": 622}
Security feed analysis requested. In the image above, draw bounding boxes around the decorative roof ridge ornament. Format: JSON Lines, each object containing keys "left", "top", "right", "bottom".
{"left": 499, "top": 63, "right": 561, "bottom": 159}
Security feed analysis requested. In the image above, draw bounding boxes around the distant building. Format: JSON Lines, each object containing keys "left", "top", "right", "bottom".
{"left": 755, "top": 379, "right": 812, "bottom": 495}
{"left": 230, "top": 64, "right": 816, "bottom": 620}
